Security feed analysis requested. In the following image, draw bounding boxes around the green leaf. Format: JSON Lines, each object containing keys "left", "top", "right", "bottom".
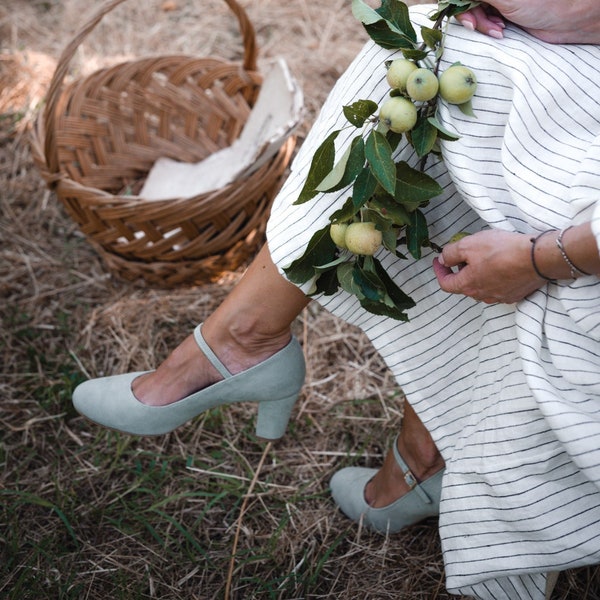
{"left": 372, "top": 256, "right": 416, "bottom": 310}
{"left": 330, "top": 197, "right": 359, "bottom": 223}
{"left": 457, "top": 98, "right": 476, "bottom": 117}
{"left": 363, "top": 207, "right": 394, "bottom": 233}
{"left": 428, "top": 115, "right": 460, "bottom": 141}
{"left": 359, "top": 297, "right": 411, "bottom": 321}
{"left": 401, "top": 48, "right": 430, "bottom": 62}
{"left": 352, "top": 0, "right": 417, "bottom": 44}
{"left": 365, "top": 130, "right": 396, "bottom": 196}
{"left": 376, "top": 0, "right": 417, "bottom": 42}
{"left": 386, "top": 129, "right": 404, "bottom": 152}
{"left": 283, "top": 226, "right": 337, "bottom": 283}
{"left": 314, "top": 268, "right": 340, "bottom": 295}
{"left": 382, "top": 227, "right": 400, "bottom": 254}
{"left": 352, "top": 165, "right": 379, "bottom": 207}
{"left": 337, "top": 262, "right": 365, "bottom": 298}
{"left": 369, "top": 194, "right": 411, "bottom": 227}
{"left": 356, "top": 254, "right": 415, "bottom": 320}
{"left": 395, "top": 161, "right": 443, "bottom": 209}
{"left": 351, "top": 0, "right": 384, "bottom": 25}
{"left": 421, "top": 26, "right": 443, "bottom": 50}
{"left": 316, "top": 135, "right": 366, "bottom": 193}
{"left": 343, "top": 99, "right": 378, "bottom": 128}
{"left": 363, "top": 20, "right": 416, "bottom": 50}
{"left": 294, "top": 130, "right": 340, "bottom": 204}
{"left": 353, "top": 259, "right": 385, "bottom": 302}
{"left": 406, "top": 209, "right": 429, "bottom": 259}
{"left": 314, "top": 255, "right": 349, "bottom": 272}
{"left": 430, "top": 0, "right": 481, "bottom": 20}
{"left": 410, "top": 116, "right": 439, "bottom": 157}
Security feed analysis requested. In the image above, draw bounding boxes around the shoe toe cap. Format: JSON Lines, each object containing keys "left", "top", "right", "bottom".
{"left": 330, "top": 466, "right": 377, "bottom": 521}
{"left": 72, "top": 372, "right": 147, "bottom": 431}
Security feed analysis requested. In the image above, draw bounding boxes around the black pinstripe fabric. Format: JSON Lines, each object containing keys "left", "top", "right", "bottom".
{"left": 267, "top": 5, "right": 600, "bottom": 598}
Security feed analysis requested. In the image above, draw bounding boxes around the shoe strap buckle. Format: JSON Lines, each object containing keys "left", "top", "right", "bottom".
{"left": 392, "top": 435, "right": 433, "bottom": 505}
{"left": 403, "top": 469, "right": 418, "bottom": 490}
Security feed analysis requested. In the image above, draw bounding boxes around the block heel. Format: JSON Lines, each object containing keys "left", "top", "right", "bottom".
{"left": 255, "top": 393, "right": 299, "bottom": 441}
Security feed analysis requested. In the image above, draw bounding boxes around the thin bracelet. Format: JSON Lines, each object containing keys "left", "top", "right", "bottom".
{"left": 530, "top": 230, "right": 556, "bottom": 282}
{"left": 556, "top": 227, "right": 592, "bottom": 279}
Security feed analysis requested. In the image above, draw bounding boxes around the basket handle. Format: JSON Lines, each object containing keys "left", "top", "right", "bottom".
{"left": 42, "top": 0, "right": 258, "bottom": 173}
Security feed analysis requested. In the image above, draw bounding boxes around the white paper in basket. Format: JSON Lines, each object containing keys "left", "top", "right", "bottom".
{"left": 139, "top": 58, "right": 304, "bottom": 201}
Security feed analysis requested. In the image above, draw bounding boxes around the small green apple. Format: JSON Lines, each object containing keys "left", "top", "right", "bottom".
{"left": 449, "top": 231, "right": 470, "bottom": 243}
{"left": 345, "top": 222, "right": 383, "bottom": 256}
{"left": 379, "top": 96, "right": 418, "bottom": 133}
{"left": 406, "top": 68, "right": 439, "bottom": 102}
{"left": 439, "top": 65, "right": 477, "bottom": 105}
{"left": 330, "top": 222, "right": 349, "bottom": 248}
{"left": 386, "top": 58, "right": 418, "bottom": 91}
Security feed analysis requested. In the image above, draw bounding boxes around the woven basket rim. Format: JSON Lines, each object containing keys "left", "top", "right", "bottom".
{"left": 34, "top": 0, "right": 258, "bottom": 179}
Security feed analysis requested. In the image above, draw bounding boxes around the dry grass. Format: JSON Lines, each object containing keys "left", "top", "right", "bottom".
{"left": 1, "top": 1, "right": 598, "bottom": 598}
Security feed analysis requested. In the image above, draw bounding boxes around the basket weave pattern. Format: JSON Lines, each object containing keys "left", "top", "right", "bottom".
{"left": 31, "top": 0, "right": 295, "bottom": 287}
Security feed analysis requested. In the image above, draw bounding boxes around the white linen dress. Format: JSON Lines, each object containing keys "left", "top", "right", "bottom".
{"left": 266, "top": 5, "right": 600, "bottom": 598}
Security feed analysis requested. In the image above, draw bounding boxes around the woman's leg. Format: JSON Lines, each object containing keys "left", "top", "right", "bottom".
{"left": 133, "top": 244, "right": 310, "bottom": 406}
{"left": 365, "top": 401, "right": 444, "bottom": 507}
{"left": 134, "top": 239, "right": 447, "bottom": 503}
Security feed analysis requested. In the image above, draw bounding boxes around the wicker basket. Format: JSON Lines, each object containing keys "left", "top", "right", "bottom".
{"left": 31, "top": 0, "right": 296, "bottom": 287}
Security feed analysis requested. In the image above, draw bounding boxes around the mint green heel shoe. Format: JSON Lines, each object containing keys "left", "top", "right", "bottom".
{"left": 72, "top": 324, "right": 305, "bottom": 438}
{"left": 330, "top": 436, "right": 444, "bottom": 534}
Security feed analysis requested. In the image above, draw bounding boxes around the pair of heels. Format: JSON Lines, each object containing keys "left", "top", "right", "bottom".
{"left": 330, "top": 436, "right": 444, "bottom": 533}
{"left": 73, "top": 324, "right": 438, "bottom": 531}
{"left": 72, "top": 324, "right": 306, "bottom": 440}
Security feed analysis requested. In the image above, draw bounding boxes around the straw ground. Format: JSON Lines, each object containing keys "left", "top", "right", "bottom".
{"left": 1, "top": 1, "right": 599, "bottom": 598}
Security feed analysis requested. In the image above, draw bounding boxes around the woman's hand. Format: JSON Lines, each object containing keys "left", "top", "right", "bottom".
{"left": 456, "top": 1, "right": 600, "bottom": 45}
{"left": 433, "top": 230, "right": 543, "bottom": 304}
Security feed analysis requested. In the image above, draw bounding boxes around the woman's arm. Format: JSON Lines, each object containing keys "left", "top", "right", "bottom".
{"left": 433, "top": 224, "right": 600, "bottom": 304}
{"left": 457, "top": 1, "right": 600, "bottom": 45}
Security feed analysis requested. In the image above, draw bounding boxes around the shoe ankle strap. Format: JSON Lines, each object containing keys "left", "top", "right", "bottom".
{"left": 392, "top": 435, "right": 435, "bottom": 505}
{"left": 193, "top": 324, "right": 232, "bottom": 379}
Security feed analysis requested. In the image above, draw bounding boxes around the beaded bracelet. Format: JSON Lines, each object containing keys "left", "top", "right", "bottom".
{"left": 556, "top": 226, "right": 592, "bottom": 279}
{"left": 529, "top": 230, "right": 556, "bottom": 282}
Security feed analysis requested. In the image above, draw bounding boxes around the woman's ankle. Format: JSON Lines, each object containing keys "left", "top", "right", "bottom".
{"left": 364, "top": 403, "right": 444, "bottom": 508}
{"left": 397, "top": 402, "right": 444, "bottom": 480}
{"left": 201, "top": 316, "right": 292, "bottom": 374}
{"left": 364, "top": 433, "right": 443, "bottom": 508}
{"left": 396, "top": 430, "right": 444, "bottom": 482}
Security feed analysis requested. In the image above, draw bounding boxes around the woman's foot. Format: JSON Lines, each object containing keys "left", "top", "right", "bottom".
{"left": 72, "top": 323, "right": 306, "bottom": 437}
{"left": 330, "top": 403, "right": 445, "bottom": 533}
{"left": 132, "top": 321, "right": 292, "bottom": 407}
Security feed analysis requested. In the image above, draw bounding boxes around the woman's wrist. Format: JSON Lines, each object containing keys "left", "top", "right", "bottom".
{"left": 529, "top": 223, "right": 599, "bottom": 281}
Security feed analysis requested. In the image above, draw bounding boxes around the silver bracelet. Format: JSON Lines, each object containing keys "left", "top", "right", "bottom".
{"left": 556, "top": 227, "right": 591, "bottom": 279}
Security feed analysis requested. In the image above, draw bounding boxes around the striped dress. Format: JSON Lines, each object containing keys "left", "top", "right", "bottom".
{"left": 266, "top": 5, "right": 600, "bottom": 599}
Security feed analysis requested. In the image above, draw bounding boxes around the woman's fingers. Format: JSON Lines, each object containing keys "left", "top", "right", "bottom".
{"left": 433, "top": 256, "right": 462, "bottom": 295}
{"left": 439, "top": 237, "right": 467, "bottom": 270}
{"left": 456, "top": 5, "right": 506, "bottom": 38}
